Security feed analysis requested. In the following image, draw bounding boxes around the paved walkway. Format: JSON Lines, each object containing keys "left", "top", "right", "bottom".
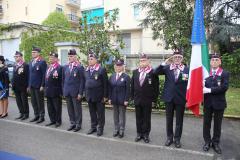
{"left": 0, "top": 97, "right": 240, "bottom": 160}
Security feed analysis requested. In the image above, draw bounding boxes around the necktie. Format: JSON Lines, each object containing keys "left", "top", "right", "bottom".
{"left": 139, "top": 72, "right": 145, "bottom": 86}
{"left": 32, "top": 60, "right": 36, "bottom": 66}
{"left": 46, "top": 66, "right": 53, "bottom": 78}
{"left": 213, "top": 71, "right": 216, "bottom": 77}
{"left": 90, "top": 67, "right": 94, "bottom": 75}
{"left": 116, "top": 73, "right": 119, "bottom": 81}
{"left": 174, "top": 68, "right": 179, "bottom": 82}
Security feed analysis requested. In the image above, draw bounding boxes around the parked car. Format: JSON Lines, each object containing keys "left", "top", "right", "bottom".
{"left": 5, "top": 59, "right": 15, "bottom": 81}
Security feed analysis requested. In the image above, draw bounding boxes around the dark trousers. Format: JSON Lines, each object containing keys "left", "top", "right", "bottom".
{"left": 30, "top": 88, "right": 45, "bottom": 118}
{"left": 135, "top": 102, "right": 152, "bottom": 136}
{"left": 113, "top": 105, "right": 126, "bottom": 132}
{"left": 88, "top": 101, "right": 105, "bottom": 131}
{"left": 203, "top": 107, "right": 224, "bottom": 144}
{"left": 66, "top": 96, "right": 82, "bottom": 126}
{"left": 15, "top": 90, "right": 29, "bottom": 116}
{"left": 165, "top": 101, "right": 185, "bottom": 141}
{"left": 47, "top": 96, "right": 62, "bottom": 124}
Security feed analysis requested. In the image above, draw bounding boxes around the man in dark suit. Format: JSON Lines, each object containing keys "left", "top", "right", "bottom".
{"left": 12, "top": 51, "right": 29, "bottom": 120}
{"left": 131, "top": 53, "right": 159, "bottom": 143}
{"left": 109, "top": 59, "right": 130, "bottom": 138}
{"left": 45, "top": 52, "right": 62, "bottom": 128}
{"left": 154, "top": 51, "right": 189, "bottom": 148}
{"left": 28, "top": 47, "right": 47, "bottom": 123}
{"left": 202, "top": 53, "right": 229, "bottom": 154}
{"left": 63, "top": 49, "right": 85, "bottom": 132}
{"left": 85, "top": 51, "right": 108, "bottom": 137}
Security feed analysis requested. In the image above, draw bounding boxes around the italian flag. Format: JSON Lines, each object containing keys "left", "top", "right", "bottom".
{"left": 186, "top": 0, "right": 210, "bottom": 116}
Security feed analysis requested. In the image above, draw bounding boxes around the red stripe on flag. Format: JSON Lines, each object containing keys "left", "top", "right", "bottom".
{"left": 186, "top": 67, "right": 203, "bottom": 116}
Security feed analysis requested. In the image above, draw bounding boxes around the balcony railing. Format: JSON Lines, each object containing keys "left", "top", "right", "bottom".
{"left": 67, "top": 14, "right": 79, "bottom": 23}
{"left": 66, "top": 0, "right": 80, "bottom": 8}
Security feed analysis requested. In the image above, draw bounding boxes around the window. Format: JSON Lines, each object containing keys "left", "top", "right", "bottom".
{"left": 56, "top": 4, "right": 63, "bottom": 12}
{"left": 133, "top": 6, "right": 140, "bottom": 19}
{"left": 25, "top": 6, "right": 28, "bottom": 15}
{"left": 120, "top": 33, "right": 131, "bottom": 54}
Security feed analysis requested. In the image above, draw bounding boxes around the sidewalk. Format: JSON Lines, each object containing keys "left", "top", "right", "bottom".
{"left": 1, "top": 97, "right": 240, "bottom": 160}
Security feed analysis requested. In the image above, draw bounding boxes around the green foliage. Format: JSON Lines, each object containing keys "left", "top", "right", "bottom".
{"left": 19, "top": 9, "right": 123, "bottom": 72}
{"left": 20, "top": 29, "right": 81, "bottom": 63}
{"left": 79, "top": 8, "right": 124, "bottom": 73}
{"left": 221, "top": 48, "right": 240, "bottom": 88}
{"left": 135, "top": 0, "right": 193, "bottom": 59}
{"left": 42, "top": 11, "right": 71, "bottom": 29}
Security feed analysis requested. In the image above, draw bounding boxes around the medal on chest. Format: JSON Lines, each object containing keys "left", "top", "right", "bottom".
{"left": 18, "top": 67, "right": 24, "bottom": 74}
{"left": 53, "top": 70, "right": 58, "bottom": 78}
{"left": 94, "top": 73, "right": 98, "bottom": 80}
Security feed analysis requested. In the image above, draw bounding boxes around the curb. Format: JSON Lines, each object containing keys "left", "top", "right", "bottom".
{"left": 9, "top": 95, "right": 240, "bottom": 120}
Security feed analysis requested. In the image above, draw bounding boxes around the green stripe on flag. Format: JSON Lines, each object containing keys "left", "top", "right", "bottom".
{"left": 201, "top": 36, "right": 210, "bottom": 79}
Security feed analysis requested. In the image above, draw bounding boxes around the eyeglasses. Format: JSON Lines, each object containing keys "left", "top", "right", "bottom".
{"left": 14, "top": 56, "right": 21, "bottom": 58}
{"left": 173, "top": 56, "right": 183, "bottom": 59}
{"left": 211, "top": 58, "right": 220, "bottom": 62}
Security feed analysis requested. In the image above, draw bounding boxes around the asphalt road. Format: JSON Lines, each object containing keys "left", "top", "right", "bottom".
{"left": 0, "top": 97, "right": 239, "bottom": 160}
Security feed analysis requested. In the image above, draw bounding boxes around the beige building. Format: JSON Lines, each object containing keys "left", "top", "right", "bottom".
{"left": 0, "top": 0, "right": 81, "bottom": 27}
{"left": 104, "top": 0, "right": 171, "bottom": 56}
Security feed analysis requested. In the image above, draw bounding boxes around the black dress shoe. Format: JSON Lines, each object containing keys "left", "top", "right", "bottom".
{"left": 143, "top": 136, "right": 150, "bottom": 143}
{"left": 73, "top": 125, "right": 81, "bottom": 132}
{"left": 212, "top": 143, "right": 222, "bottom": 154}
{"left": 174, "top": 140, "right": 182, "bottom": 148}
{"left": 21, "top": 115, "right": 29, "bottom": 120}
{"left": 203, "top": 142, "right": 211, "bottom": 152}
{"left": 55, "top": 123, "right": 61, "bottom": 128}
{"left": 30, "top": 116, "right": 39, "bottom": 122}
{"left": 67, "top": 125, "right": 76, "bottom": 131}
{"left": 165, "top": 139, "right": 173, "bottom": 146}
{"left": 15, "top": 115, "right": 24, "bottom": 120}
{"left": 97, "top": 130, "right": 103, "bottom": 137}
{"left": 87, "top": 128, "right": 97, "bottom": 135}
{"left": 113, "top": 131, "right": 119, "bottom": 137}
{"left": 118, "top": 131, "right": 124, "bottom": 138}
{"left": 1, "top": 113, "right": 8, "bottom": 118}
{"left": 45, "top": 122, "right": 56, "bottom": 126}
{"left": 135, "top": 135, "right": 142, "bottom": 142}
{"left": 36, "top": 118, "right": 45, "bottom": 124}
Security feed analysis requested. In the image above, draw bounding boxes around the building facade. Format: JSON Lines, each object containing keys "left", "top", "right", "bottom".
{"left": 0, "top": 0, "right": 81, "bottom": 27}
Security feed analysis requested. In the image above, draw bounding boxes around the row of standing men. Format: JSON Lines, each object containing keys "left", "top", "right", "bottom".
{"left": 10, "top": 47, "right": 229, "bottom": 154}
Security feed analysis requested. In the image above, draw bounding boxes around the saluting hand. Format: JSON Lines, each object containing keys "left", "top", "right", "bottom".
{"left": 164, "top": 56, "right": 174, "bottom": 65}
{"left": 124, "top": 101, "right": 128, "bottom": 106}
{"left": 77, "top": 94, "right": 82, "bottom": 101}
{"left": 40, "top": 86, "right": 44, "bottom": 92}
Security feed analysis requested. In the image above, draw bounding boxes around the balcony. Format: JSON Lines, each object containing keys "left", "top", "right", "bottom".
{"left": 0, "top": 5, "right": 3, "bottom": 16}
{"left": 67, "top": 14, "right": 79, "bottom": 24}
{"left": 65, "top": 0, "right": 80, "bottom": 8}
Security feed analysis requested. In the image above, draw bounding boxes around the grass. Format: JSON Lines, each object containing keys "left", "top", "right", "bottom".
{"left": 224, "top": 87, "right": 240, "bottom": 116}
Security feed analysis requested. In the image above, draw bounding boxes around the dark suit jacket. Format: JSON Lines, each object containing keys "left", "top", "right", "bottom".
{"left": 131, "top": 69, "right": 159, "bottom": 105}
{"left": 204, "top": 70, "right": 229, "bottom": 110}
{"left": 154, "top": 64, "right": 189, "bottom": 105}
{"left": 62, "top": 64, "right": 85, "bottom": 97}
{"left": 109, "top": 72, "right": 130, "bottom": 106}
{"left": 0, "top": 66, "right": 9, "bottom": 89}
{"left": 84, "top": 67, "right": 108, "bottom": 102}
{"left": 12, "top": 62, "right": 29, "bottom": 92}
{"left": 45, "top": 65, "right": 62, "bottom": 97}
{"left": 29, "top": 59, "right": 47, "bottom": 89}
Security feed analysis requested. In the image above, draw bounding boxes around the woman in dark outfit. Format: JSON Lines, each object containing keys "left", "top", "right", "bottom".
{"left": 0, "top": 55, "right": 10, "bottom": 118}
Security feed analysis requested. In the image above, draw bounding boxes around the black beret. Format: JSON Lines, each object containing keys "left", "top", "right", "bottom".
{"left": 210, "top": 53, "right": 221, "bottom": 59}
{"left": 68, "top": 49, "right": 77, "bottom": 55}
{"left": 115, "top": 58, "right": 124, "bottom": 66}
{"left": 49, "top": 52, "right": 58, "bottom": 58}
{"left": 0, "top": 55, "right": 5, "bottom": 63}
{"left": 139, "top": 53, "right": 149, "bottom": 59}
{"left": 15, "top": 51, "right": 23, "bottom": 56}
{"left": 88, "top": 51, "right": 98, "bottom": 59}
{"left": 173, "top": 51, "right": 183, "bottom": 56}
{"left": 32, "top": 47, "right": 41, "bottom": 53}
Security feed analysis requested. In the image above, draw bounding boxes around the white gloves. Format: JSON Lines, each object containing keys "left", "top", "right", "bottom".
{"left": 203, "top": 87, "right": 211, "bottom": 94}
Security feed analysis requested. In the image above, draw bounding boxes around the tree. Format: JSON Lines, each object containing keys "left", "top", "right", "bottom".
{"left": 135, "top": 0, "right": 193, "bottom": 59}
{"left": 78, "top": 8, "right": 124, "bottom": 72}
{"left": 42, "top": 11, "right": 71, "bottom": 29}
